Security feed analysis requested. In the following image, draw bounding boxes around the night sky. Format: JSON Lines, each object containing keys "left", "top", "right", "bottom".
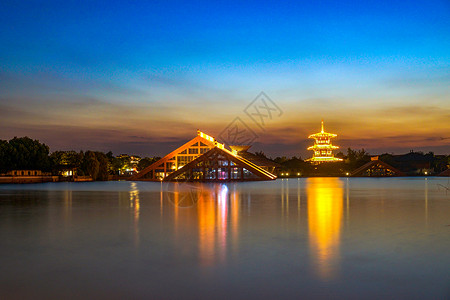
{"left": 1, "top": 0, "right": 449, "bottom": 158}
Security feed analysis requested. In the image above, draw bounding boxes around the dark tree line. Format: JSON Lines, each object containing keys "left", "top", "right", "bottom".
{"left": 0, "top": 137, "right": 51, "bottom": 173}
{"left": 2, "top": 137, "right": 448, "bottom": 178}
{"left": 1, "top": 136, "right": 159, "bottom": 180}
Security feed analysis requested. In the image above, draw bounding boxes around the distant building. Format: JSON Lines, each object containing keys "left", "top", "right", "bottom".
{"left": 306, "top": 120, "right": 343, "bottom": 163}
{"left": 5, "top": 170, "right": 47, "bottom": 176}
{"left": 378, "top": 151, "right": 438, "bottom": 175}
{"left": 350, "top": 157, "right": 405, "bottom": 177}
{"left": 0, "top": 170, "right": 58, "bottom": 183}
{"left": 390, "top": 151, "right": 433, "bottom": 175}
{"left": 117, "top": 154, "right": 141, "bottom": 175}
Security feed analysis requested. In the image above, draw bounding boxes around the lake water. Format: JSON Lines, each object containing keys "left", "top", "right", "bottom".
{"left": 0, "top": 178, "right": 449, "bottom": 299}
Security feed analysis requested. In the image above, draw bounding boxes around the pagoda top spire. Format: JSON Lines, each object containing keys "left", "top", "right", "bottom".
{"left": 308, "top": 120, "right": 337, "bottom": 139}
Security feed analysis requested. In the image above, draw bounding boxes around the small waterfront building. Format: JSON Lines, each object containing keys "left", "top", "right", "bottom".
{"left": 6, "top": 170, "right": 46, "bottom": 176}
{"left": 306, "top": 120, "right": 343, "bottom": 164}
{"left": 0, "top": 170, "right": 58, "bottom": 183}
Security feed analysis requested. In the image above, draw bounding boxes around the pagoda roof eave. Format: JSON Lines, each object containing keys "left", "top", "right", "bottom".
{"left": 308, "top": 132, "right": 337, "bottom": 138}
{"left": 308, "top": 145, "right": 339, "bottom": 150}
{"left": 305, "top": 157, "right": 343, "bottom": 162}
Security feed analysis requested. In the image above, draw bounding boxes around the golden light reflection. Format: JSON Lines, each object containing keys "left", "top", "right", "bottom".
{"left": 297, "top": 179, "right": 301, "bottom": 226}
{"left": 63, "top": 189, "right": 72, "bottom": 228}
{"left": 307, "top": 177, "right": 344, "bottom": 280}
{"left": 169, "top": 183, "right": 238, "bottom": 266}
{"left": 198, "top": 184, "right": 230, "bottom": 265}
{"left": 281, "top": 179, "right": 290, "bottom": 220}
{"left": 130, "top": 182, "right": 140, "bottom": 248}
{"left": 424, "top": 178, "right": 428, "bottom": 226}
{"left": 231, "top": 184, "right": 239, "bottom": 256}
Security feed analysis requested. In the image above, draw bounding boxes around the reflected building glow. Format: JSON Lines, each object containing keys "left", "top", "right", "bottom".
{"left": 346, "top": 178, "right": 350, "bottom": 227}
{"left": 425, "top": 178, "right": 428, "bottom": 226}
{"left": 197, "top": 184, "right": 231, "bottom": 265}
{"left": 130, "top": 182, "right": 140, "bottom": 248}
{"left": 281, "top": 179, "right": 289, "bottom": 219}
{"left": 168, "top": 183, "right": 238, "bottom": 266}
{"left": 64, "top": 189, "right": 72, "bottom": 228}
{"left": 230, "top": 184, "right": 239, "bottom": 256}
{"left": 297, "top": 179, "right": 301, "bottom": 216}
{"left": 306, "top": 177, "right": 344, "bottom": 280}
{"left": 160, "top": 181, "right": 163, "bottom": 216}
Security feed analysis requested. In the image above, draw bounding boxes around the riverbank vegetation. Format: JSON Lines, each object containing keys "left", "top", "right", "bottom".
{"left": 1, "top": 136, "right": 449, "bottom": 180}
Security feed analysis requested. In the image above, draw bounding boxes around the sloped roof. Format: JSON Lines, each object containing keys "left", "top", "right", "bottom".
{"left": 164, "top": 147, "right": 277, "bottom": 181}
{"left": 129, "top": 134, "right": 215, "bottom": 180}
{"left": 438, "top": 168, "right": 450, "bottom": 176}
{"left": 351, "top": 160, "right": 405, "bottom": 177}
{"left": 237, "top": 151, "right": 281, "bottom": 168}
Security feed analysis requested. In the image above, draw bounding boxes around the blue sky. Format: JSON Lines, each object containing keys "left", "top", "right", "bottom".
{"left": 0, "top": 0, "right": 449, "bottom": 157}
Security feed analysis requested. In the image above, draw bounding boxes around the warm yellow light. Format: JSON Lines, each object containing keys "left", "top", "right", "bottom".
{"left": 345, "top": 172, "right": 349, "bottom": 176}
{"left": 286, "top": 173, "right": 289, "bottom": 176}
{"left": 198, "top": 130, "right": 215, "bottom": 143}
{"left": 307, "top": 121, "right": 341, "bottom": 163}
{"left": 281, "top": 173, "right": 284, "bottom": 176}
{"left": 307, "top": 177, "right": 343, "bottom": 280}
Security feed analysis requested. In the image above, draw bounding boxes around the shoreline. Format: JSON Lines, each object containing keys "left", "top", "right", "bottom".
{"left": 0, "top": 175, "right": 448, "bottom": 184}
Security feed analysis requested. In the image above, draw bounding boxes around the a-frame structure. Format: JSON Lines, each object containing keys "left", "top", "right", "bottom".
{"left": 165, "top": 146, "right": 277, "bottom": 181}
{"left": 129, "top": 130, "right": 217, "bottom": 181}
{"left": 350, "top": 158, "right": 405, "bottom": 177}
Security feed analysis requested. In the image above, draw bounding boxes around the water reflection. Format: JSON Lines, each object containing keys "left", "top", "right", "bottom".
{"left": 281, "top": 179, "right": 289, "bottom": 218}
{"left": 306, "top": 177, "right": 344, "bottom": 281}
{"left": 166, "top": 183, "right": 239, "bottom": 266}
{"left": 64, "top": 189, "right": 72, "bottom": 227}
{"left": 1, "top": 179, "right": 449, "bottom": 298}
{"left": 424, "top": 178, "right": 428, "bottom": 226}
{"left": 129, "top": 182, "right": 140, "bottom": 248}
{"left": 297, "top": 179, "right": 301, "bottom": 217}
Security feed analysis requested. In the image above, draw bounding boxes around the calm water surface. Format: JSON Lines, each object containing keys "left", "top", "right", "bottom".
{"left": 0, "top": 178, "right": 449, "bottom": 299}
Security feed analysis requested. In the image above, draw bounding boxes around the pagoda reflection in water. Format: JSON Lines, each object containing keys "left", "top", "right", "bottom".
{"left": 307, "top": 177, "right": 344, "bottom": 280}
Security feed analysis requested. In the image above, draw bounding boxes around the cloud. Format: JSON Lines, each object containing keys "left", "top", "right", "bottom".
{"left": 383, "top": 73, "right": 450, "bottom": 90}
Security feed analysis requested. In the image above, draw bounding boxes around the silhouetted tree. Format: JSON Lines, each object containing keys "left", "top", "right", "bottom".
{"left": 0, "top": 137, "right": 51, "bottom": 172}
{"left": 50, "top": 151, "right": 83, "bottom": 169}
{"left": 254, "top": 151, "right": 267, "bottom": 158}
{"left": 95, "top": 152, "right": 110, "bottom": 181}
{"left": 274, "top": 156, "right": 289, "bottom": 164}
{"left": 0, "top": 140, "right": 14, "bottom": 173}
{"left": 346, "top": 148, "right": 370, "bottom": 170}
{"left": 82, "top": 151, "right": 100, "bottom": 180}
{"left": 138, "top": 157, "right": 158, "bottom": 171}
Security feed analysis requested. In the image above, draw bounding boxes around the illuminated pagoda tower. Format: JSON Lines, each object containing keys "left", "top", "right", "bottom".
{"left": 306, "top": 120, "right": 343, "bottom": 163}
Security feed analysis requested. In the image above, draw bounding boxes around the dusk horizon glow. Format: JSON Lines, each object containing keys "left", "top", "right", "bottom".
{"left": 1, "top": 0, "right": 449, "bottom": 158}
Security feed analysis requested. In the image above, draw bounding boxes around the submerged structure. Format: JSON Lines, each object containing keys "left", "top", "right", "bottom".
{"left": 129, "top": 130, "right": 277, "bottom": 181}
{"left": 306, "top": 120, "right": 343, "bottom": 163}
